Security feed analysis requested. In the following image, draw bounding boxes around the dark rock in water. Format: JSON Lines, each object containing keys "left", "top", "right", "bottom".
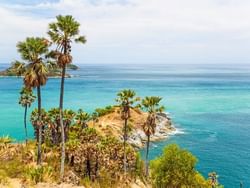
{"left": 157, "top": 112, "right": 167, "bottom": 118}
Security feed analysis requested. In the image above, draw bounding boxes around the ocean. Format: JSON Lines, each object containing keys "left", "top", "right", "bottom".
{"left": 0, "top": 63, "right": 250, "bottom": 187}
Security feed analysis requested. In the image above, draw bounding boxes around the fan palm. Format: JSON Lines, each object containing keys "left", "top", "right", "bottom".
{"left": 48, "top": 15, "right": 86, "bottom": 180}
{"left": 19, "top": 87, "right": 36, "bottom": 144}
{"left": 116, "top": 89, "right": 139, "bottom": 173}
{"left": 17, "top": 37, "right": 49, "bottom": 165}
{"left": 141, "top": 96, "right": 164, "bottom": 177}
{"left": 76, "top": 109, "right": 90, "bottom": 128}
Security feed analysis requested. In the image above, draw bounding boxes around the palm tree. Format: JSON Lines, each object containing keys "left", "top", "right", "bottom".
{"left": 17, "top": 37, "right": 49, "bottom": 165}
{"left": 76, "top": 109, "right": 90, "bottom": 128}
{"left": 48, "top": 15, "right": 86, "bottom": 180}
{"left": 116, "top": 89, "right": 138, "bottom": 173}
{"left": 141, "top": 96, "right": 164, "bottom": 177}
{"left": 19, "top": 87, "right": 36, "bottom": 144}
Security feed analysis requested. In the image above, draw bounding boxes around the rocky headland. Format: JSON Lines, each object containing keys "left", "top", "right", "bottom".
{"left": 88, "top": 107, "right": 175, "bottom": 149}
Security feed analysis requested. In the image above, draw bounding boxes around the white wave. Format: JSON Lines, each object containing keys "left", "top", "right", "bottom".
{"left": 169, "top": 127, "right": 185, "bottom": 136}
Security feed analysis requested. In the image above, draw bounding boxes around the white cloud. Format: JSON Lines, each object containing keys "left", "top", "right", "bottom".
{"left": 1, "top": 0, "right": 250, "bottom": 64}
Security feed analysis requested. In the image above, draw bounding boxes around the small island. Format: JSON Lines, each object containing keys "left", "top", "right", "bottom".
{"left": 0, "top": 62, "right": 79, "bottom": 78}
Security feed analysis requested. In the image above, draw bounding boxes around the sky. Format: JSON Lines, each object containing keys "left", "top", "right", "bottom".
{"left": 1, "top": 0, "right": 250, "bottom": 64}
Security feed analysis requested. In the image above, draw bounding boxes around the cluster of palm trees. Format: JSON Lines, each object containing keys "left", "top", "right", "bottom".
{"left": 16, "top": 15, "right": 86, "bottom": 180}
{"left": 116, "top": 89, "right": 164, "bottom": 177}
{"left": 30, "top": 108, "right": 91, "bottom": 145}
{"left": 16, "top": 15, "right": 165, "bottom": 181}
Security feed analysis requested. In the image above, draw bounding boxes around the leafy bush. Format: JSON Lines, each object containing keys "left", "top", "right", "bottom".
{"left": 150, "top": 144, "right": 210, "bottom": 188}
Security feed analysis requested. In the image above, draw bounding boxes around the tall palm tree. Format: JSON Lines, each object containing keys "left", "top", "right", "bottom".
{"left": 141, "top": 96, "right": 164, "bottom": 177}
{"left": 47, "top": 15, "right": 86, "bottom": 180}
{"left": 19, "top": 87, "right": 36, "bottom": 144}
{"left": 17, "top": 37, "right": 49, "bottom": 165}
{"left": 116, "top": 89, "right": 138, "bottom": 173}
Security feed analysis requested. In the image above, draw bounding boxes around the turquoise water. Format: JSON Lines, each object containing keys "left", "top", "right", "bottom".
{"left": 1, "top": 63, "right": 250, "bottom": 187}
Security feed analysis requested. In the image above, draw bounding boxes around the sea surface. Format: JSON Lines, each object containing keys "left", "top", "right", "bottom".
{"left": 0, "top": 63, "right": 250, "bottom": 187}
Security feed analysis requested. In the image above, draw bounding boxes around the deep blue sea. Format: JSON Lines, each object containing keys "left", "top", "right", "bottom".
{"left": 0, "top": 63, "right": 250, "bottom": 187}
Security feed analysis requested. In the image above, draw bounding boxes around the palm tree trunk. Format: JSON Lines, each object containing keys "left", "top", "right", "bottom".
{"left": 60, "top": 64, "right": 66, "bottom": 181}
{"left": 24, "top": 105, "right": 28, "bottom": 145}
{"left": 123, "top": 118, "right": 128, "bottom": 173}
{"left": 37, "top": 86, "right": 42, "bottom": 165}
{"left": 145, "top": 134, "right": 150, "bottom": 177}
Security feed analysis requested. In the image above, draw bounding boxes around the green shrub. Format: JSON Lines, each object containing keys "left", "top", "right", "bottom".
{"left": 150, "top": 144, "right": 210, "bottom": 188}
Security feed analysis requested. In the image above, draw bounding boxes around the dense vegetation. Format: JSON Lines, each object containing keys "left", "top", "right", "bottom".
{"left": 0, "top": 15, "right": 224, "bottom": 188}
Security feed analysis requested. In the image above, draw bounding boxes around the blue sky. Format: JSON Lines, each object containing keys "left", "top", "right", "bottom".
{"left": 1, "top": 0, "right": 250, "bottom": 64}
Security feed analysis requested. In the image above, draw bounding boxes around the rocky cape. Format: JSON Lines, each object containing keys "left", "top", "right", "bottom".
{"left": 88, "top": 107, "right": 175, "bottom": 149}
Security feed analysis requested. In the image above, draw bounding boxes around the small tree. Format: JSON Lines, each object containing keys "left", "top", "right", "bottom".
{"left": 19, "top": 87, "right": 36, "bottom": 144}
{"left": 150, "top": 144, "right": 210, "bottom": 188}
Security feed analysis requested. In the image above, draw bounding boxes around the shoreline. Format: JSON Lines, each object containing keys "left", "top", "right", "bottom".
{"left": 0, "top": 75, "right": 73, "bottom": 78}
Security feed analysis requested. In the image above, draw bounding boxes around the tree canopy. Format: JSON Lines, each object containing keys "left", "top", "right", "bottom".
{"left": 150, "top": 144, "right": 210, "bottom": 188}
